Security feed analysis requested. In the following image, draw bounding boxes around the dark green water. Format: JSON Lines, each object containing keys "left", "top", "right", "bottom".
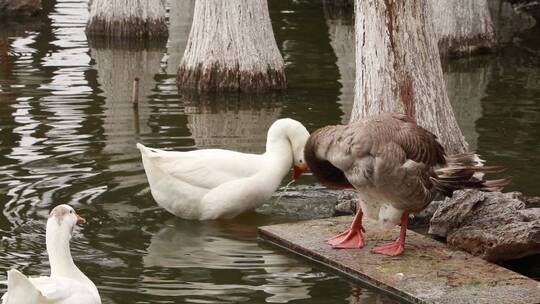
{"left": 0, "top": 0, "right": 538, "bottom": 303}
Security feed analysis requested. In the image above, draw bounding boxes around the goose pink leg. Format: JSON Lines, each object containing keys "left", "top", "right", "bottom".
{"left": 325, "top": 209, "right": 365, "bottom": 249}
{"left": 371, "top": 212, "right": 409, "bottom": 256}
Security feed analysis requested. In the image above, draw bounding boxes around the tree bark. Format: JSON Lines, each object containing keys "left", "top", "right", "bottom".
{"left": 177, "top": 0, "right": 286, "bottom": 92}
{"left": 86, "top": 0, "right": 168, "bottom": 39}
{"left": 351, "top": 0, "right": 468, "bottom": 154}
{"left": 431, "top": 0, "right": 496, "bottom": 58}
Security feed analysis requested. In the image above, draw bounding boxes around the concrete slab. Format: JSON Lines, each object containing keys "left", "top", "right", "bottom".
{"left": 259, "top": 216, "right": 540, "bottom": 304}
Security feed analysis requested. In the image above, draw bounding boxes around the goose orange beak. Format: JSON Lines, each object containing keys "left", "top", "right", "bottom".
{"left": 76, "top": 214, "right": 86, "bottom": 225}
{"left": 293, "top": 163, "right": 310, "bottom": 180}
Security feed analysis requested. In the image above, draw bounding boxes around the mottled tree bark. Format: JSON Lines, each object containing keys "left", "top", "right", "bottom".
{"left": 86, "top": 0, "right": 168, "bottom": 39}
{"left": 351, "top": 0, "right": 468, "bottom": 154}
{"left": 177, "top": 0, "right": 286, "bottom": 92}
{"left": 431, "top": 0, "right": 495, "bottom": 58}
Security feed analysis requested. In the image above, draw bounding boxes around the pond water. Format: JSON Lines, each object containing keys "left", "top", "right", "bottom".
{"left": 0, "top": 0, "right": 539, "bottom": 303}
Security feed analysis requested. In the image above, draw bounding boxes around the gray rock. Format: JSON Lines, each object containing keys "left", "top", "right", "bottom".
{"left": 0, "top": 0, "right": 42, "bottom": 17}
{"left": 334, "top": 190, "right": 357, "bottom": 216}
{"left": 429, "top": 190, "right": 540, "bottom": 262}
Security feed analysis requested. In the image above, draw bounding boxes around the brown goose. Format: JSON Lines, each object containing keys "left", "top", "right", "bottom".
{"left": 304, "top": 112, "right": 510, "bottom": 256}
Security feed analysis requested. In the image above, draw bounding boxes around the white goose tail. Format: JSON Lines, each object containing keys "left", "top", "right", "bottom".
{"left": 2, "top": 269, "right": 45, "bottom": 304}
{"left": 136, "top": 143, "right": 162, "bottom": 159}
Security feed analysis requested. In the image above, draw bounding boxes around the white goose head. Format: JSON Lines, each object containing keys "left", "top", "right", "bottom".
{"left": 266, "top": 118, "right": 310, "bottom": 179}
{"left": 48, "top": 204, "right": 86, "bottom": 237}
{"left": 46, "top": 204, "right": 88, "bottom": 279}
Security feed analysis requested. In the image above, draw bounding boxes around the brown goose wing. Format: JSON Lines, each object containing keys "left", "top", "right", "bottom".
{"left": 374, "top": 113, "right": 446, "bottom": 167}
{"left": 363, "top": 113, "right": 446, "bottom": 211}
{"left": 305, "top": 113, "right": 447, "bottom": 212}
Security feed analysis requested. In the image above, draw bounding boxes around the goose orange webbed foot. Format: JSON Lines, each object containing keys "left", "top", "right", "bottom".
{"left": 371, "top": 212, "right": 409, "bottom": 256}
{"left": 325, "top": 209, "right": 365, "bottom": 249}
{"left": 370, "top": 240, "right": 404, "bottom": 256}
{"left": 325, "top": 226, "right": 365, "bottom": 248}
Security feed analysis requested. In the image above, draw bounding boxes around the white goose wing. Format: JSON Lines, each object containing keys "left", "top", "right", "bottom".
{"left": 2, "top": 270, "right": 96, "bottom": 304}
{"left": 30, "top": 276, "right": 98, "bottom": 304}
{"left": 137, "top": 144, "right": 263, "bottom": 189}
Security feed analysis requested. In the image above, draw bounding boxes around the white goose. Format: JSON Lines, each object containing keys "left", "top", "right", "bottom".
{"left": 137, "top": 118, "right": 310, "bottom": 220}
{"left": 2, "top": 205, "right": 101, "bottom": 304}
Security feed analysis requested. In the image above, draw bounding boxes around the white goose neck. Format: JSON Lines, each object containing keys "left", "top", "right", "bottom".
{"left": 46, "top": 220, "right": 83, "bottom": 279}
{"left": 266, "top": 120, "right": 293, "bottom": 155}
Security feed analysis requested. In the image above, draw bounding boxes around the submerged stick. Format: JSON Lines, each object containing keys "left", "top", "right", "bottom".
{"left": 132, "top": 77, "right": 140, "bottom": 108}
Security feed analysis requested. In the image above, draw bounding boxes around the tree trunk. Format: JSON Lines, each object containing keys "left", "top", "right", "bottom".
{"left": 177, "top": 0, "right": 286, "bottom": 92}
{"left": 86, "top": 0, "right": 168, "bottom": 39}
{"left": 351, "top": 0, "right": 468, "bottom": 154}
{"left": 323, "top": 0, "right": 355, "bottom": 123}
{"left": 431, "top": 0, "right": 496, "bottom": 58}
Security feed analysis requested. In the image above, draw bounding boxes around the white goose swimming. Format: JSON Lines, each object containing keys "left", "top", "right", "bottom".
{"left": 137, "top": 118, "right": 310, "bottom": 220}
{"left": 2, "top": 205, "right": 101, "bottom": 304}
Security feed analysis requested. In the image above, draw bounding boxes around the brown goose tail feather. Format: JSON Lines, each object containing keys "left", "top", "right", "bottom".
{"left": 433, "top": 153, "right": 511, "bottom": 197}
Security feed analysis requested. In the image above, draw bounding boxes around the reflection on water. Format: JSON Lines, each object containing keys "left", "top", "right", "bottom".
{"left": 0, "top": 0, "right": 539, "bottom": 303}
{"left": 445, "top": 57, "right": 492, "bottom": 151}
{"left": 185, "top": 94, "right": 282, "bottom": 152}
{"left": 166, "top": 0, "right": 195, "bottom": 75}
{"left": 322, "top": 0, "right": 355, "bottom": 123}
{"left": 89, "top": 38, "right": 164, "bottom": 188}
{"left": 143, "top": 218, "right": 314, "bottom": 303}
{"left": 0, "top": 1, "right": 398, "bottom": 303}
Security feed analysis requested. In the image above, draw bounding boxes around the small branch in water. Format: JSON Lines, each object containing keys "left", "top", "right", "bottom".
{"left": 132, "top": 77, "right": 140, "bottom": 108}
{"left": 276, "top": 179, "right": 296, "bottom": 202}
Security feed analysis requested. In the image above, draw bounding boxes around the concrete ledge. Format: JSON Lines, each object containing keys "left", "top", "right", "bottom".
{"left": 259, "top": 216, "right": 540, "bottom": 304}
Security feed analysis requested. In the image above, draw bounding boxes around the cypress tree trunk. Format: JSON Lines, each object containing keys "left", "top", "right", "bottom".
{"left": 431, "top": 0, "right": 495, "bottom": 58}
{"left": 177, "top": 0, "right": 286, "bottom": 92}
{"left": 351, "top": 0, "right": 468, "bottom": 154}
{"left": 86, "top": 0, "right": 168, "bottom": 39}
